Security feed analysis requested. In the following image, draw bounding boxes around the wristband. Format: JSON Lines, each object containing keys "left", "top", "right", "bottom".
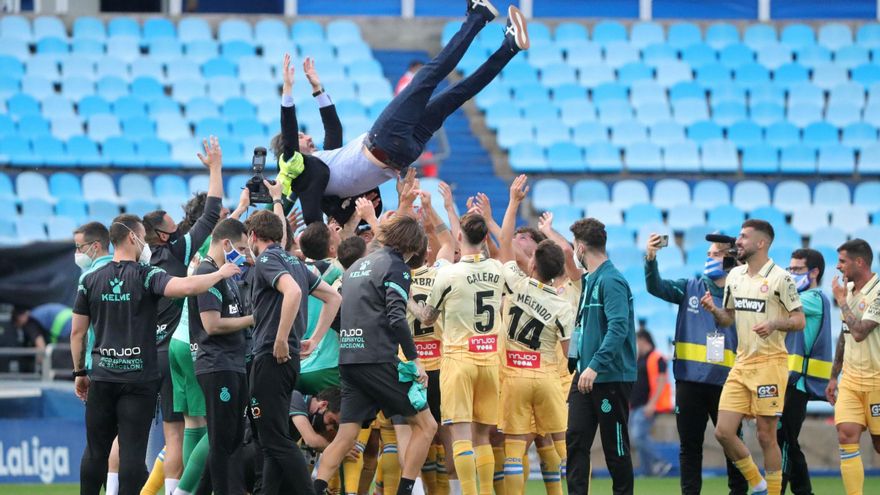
{"left": 73, "top": 369, "right": 88, "bottom": 377}
{"left": 273, "top": 198, "right": 284, "bottom": 205}
{"left": 312, "top": 88, "right": 325, "bottom": 97}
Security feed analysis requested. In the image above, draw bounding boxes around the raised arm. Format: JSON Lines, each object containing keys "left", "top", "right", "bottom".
{"left": 499, "top": 175, "right": 528, "bottom": 264}
{"left": 280, "top": 53, "right": 301, "bottom": 159}
{"left": 833, "top": 276, "right": 880, "bottom": 342}
{"left": 164, "top": 263, "right": 241, "bottom": 298}
{"left": 303, "top": 57, "right": 343, "bottom": 150}
{"left": 355, "top": 196, "right": 380, "bottom": 232}
{"left": 420, "top": 191, "right": 454, "bottom": 263}
{"left": 200, "top": 310, "right": 254, "bottom": 336}
{"left": 537, "top": 212, "right": 582, "bottom": 282}
{"left": 438, "top": 181, "right": 461, "bottom": 254}
{"left": 644, "top": 233, "right": 687, "bottom": 305}
{"left": 184, "top": 136, "right": 225, "bottom": 252}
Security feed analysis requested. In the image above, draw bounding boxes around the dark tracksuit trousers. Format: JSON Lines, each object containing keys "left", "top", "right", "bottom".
{"left": 676, "top": 380, "right": 749, "bottom": 495}
{"left": 566, "top": 376, "right": 634, "bottom": 495}
{"left": 777, "top": 387, "right": 813, "bottom": 495}
{"left": 198, "top": 370, "right": 248, "bottom": 495}
{"left": 249, "top": 355, "right": 315, "bottom": 495}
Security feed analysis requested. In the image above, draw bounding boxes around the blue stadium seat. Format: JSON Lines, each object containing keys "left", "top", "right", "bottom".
{"left": 541, "top": 63, "right": 577, "bottom": 88}
{"left": 7, "top": 94, "right": 39, "bottom": 117}
{"left": 188, "top": 174, "right": 210, "bottom": 195}
{"left": 576, "top": 63, "right": 615, "bottom": 88}
{"left": 508, "top": 143, "right": 547, "bottom": 172}
{"left": 634, "top": 102, "right": 670, "bottom": 126}
{"left": 643, "top": 43, "right": 677, "bottom": 68}
{"left": 624, "top": 142, "right": 663, "bottom": 172}
{"left": 687, "top": 120, "right": 723, "bottom": 143}
{"left": 603, "top": 43, "right": 639, "bottom": 69}
{"left": 79, "top": 171, "right": 116, "bottom": 202}
{"left": 77, "top": 95, "right": 111, "bottom": 119}
{"left": 826, "top": 103, "right": 862, "bottom": 128}
{"left": 830, "top": 82, "right": 865, "bottom": 105}
{"left": 719, "top": 43, "right": 754, "bottom": 70}
{"left": 496, "top": 123, "right": 532, "bottom": 148}
{"left": 292, "top": 20, "right": 324, "bottom": 44}
{"left": 130, "top": 58, "right": 165, "bottom": 82}
{"left": 711, "top": 101, "right": 746, "bottom": 126}
{"left": 858, "top": 23, "right": 880, "bottom": 48}
{"left": 631, "top": 22, "right": 664, "bottom": 49}
{"left": 0, "top": 136, "right": 31, "bottom": 163}
{"left": 728, "top": 120, "right": 763, "bottom": 148}
{"left": 812, "top": 63, "right": 849, "bottom": 90}
{"left": 630, "top": 81, "right": 666, "bottom": 107}
{"left": 803, "top": 122, "right": 839, "bottom": 149}
{"left": 559, "top": 100, "right": 596, "bottom": 127}
{"left": 125, "top": 198, "right": 159, "bottom": 218}
{"left": 835, "top": 45, "right": 869, "bottom": 70}
{"left": 744, "top": 24, "right": 777, "bottom": 51}
{"left": 102, "top": 136, "right": 137, "bottom": 166}
{"left": 681, "top": 43, "right": 716, "bottom": 69}
{"left": 749, "top": 83, "right": 784, "bottom": 105}
{"left": 649, "top": 121, "right": 685, "bottom": 145}
{"left": 787, "top": 103, "right": 823, "bottom": 128}
{"left": 773, "top": 62, "right": 809, "bottom": 89}
{"left": 672, "top": 99, "right": 709, "bottom": 125}
{"left": 49, "top": 172, "right": 81, "bottom": 199}
{"left": 831, "top": 206, "right": 869, "bottom": 235}
{"left": 624, "top": 203, "right": 663, "bottom": 228}
{"left": 184, "top": 40, "right": 219, "bottom": 63}
{"left": 0, "top": 15, "right": 31, "bottom": 41}
{"left": 531, "top": 179, "right": 570, "bottom": 211}
{"left": 62, "top": 77, "right": 95, "bottom": 101}
{"left": 707, "top": 204, "right": 746, "bottom": 227}
{"left": 587, "top": 202, "right": 623, "bottom": 225}
{"left": 742, "top": 144, "right": 779, "bottom": 174}
{"left": 609, "top": 180, "right": 649, "bottom": 209}
{"left": 71, "top": 39, "right": 105, "bottom": 60}
{"left": 796, "top": 45, "right": 831, "bottom": 69}
{"left": 706, "top": 23, "right": 739, "bottom": 50}
{"left": 817, "top": 144, "right": 855, "bottom": 174}
{"left": 536, "top": 125, "right": 566, "bottom": 147}
{"left": 666, "top": 205, "right": 705, "bottom": 231}
{"left": 854, "top": 181, "right": 880, "bottom": 210}
{"left": 764, "top": 121, "right": 799, "bottom": 148}
{"left": 130, "top": 76, "right": 164, "bottom": 103}
{"left": 701, "top": 139, "right": 738, "bottom": 172}
{"left": 21, "top": 75, "right": 54, "bottom": 99}
{"left": 179, "top": 18, "right": 212, "bottom": 43}
{"left": 16, "top": 217, "right": 47, "bottom": 242}
{"left": 87, "top": 114, "right": 121, "bottom": 142}
{"left": 0, "top": 174, "right": 12, "bottom": 200}
{"left": 203, "top": 57, "right": 237, "bottom": 79}
{"left": 852, "top": 63, "right": 880, "bottom": 88}
{"left": 254, "top": 19, "right": 288, "bottom": 46}
{"left": 663, "top": 141, "right": 700, "bottom": 172}
{"left": 565, "top": 180, "right": 608, "bottom": 213}
{"left": 327, "top": 20, "right": 362, "bottom": 44}
{"left": 781, "top": 24, "right": 815, "bottom": 49}
{"left": 50, "top": 116, "right": 83, "bottom": 141}
{"left": 668, "top": 22, "right": 701, "bottom": 49}
{"left": 757, "top": 43, "right": 792, "bottom": 70}
{"left": 813, "top": 181, "right": 851, "bottom": 213}
{"left": 593, "top": 21, "right": 627, "bottom": 47}
{"left": 819, "top": 23, "right": 852, "bottom": 51}
{"left": 218, "top": 19, "right": 252, "bottom": 43}
{"left": 18, "top": 115, "right": 51, "bottom": 139}
{"left": 138, "top": 138, "right": 172, "bottom": 166}
{"left": 16, "top": 171, "right": 51, "bottom": 201}
{"left": 116, "top": 173, "right": 153, "bottom": 200}
{"left": 221, "top": 41, "right": 256, "bottom": 61}
{"left": 72, "top": 16, "right": 104, "bottom": 41}
{"left": 750, "top": 205, "right": 787, "bottom": 226}
{"left": 611, "top": 120, "right": 648, "bottom": 146}
{"left": 773, "top": 180, "right": 811, "bottom": 212}
{"left": 143, "top": 18, "right": 175, "bottom": 42}
{"left": 732, "top": 180, "right": 771, "bottom": 211}
{"left": 47, "top": 215, "right": 77, "bottom": 240}
{"left": 545, "top": 142, "right": 583, "bottom": 172}
{"left": 87, "top": 199, "right": 120, "bottom": 224}
{"left": 565, "top": 41, "right": 602, "bottom": 68}
{"left": 669, "top": 81, "right": 704, "bottom": 101}
{"left": 68, "top": 136, "right": 103, "bottom": 166}
{"left": 656, "top": 61, "right": 693, "bottom": 87}
{"left": 650, "top": 178, "right": 689, "bottom": 209}
{"left": 780, "top": 144, "right": 817, "bottom": 174}
{"left": 597, "top": 100, "right": 633, "bottom": 126}
{"left": 555, "top": 22, "right": 588, "bottom": 45}
{"left": 605, "top": 224, "right": 635, "bottom": 248}
{"left": 586, "top": 142, "right": 622, "bottom": 172}
{"left": 792, "top": 207, "right": 829, "bottom": 236}
{"left": 232, "top": 118, "right": 264, "bottom": 138}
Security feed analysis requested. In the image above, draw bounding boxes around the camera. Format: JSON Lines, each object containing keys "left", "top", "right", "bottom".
{"left": 705, "top": 233, "right": 738, "bottom": 271}
{"left": 246, "top": 147, "right": 275, "bottom": 205}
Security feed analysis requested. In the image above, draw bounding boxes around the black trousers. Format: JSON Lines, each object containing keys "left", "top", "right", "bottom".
{"left": 288, "top": 158, "right": 331, "bottom": 225}
{"left": 778, "top": 387, "right": 813, "bottom": 495}
{"left": 198, "top": 370, "right": 248, "bottom": 495}
{"left": 675, "top": 380, "right": 748, "bottom": 495}
{"left": 249, "top": 354, "right": 315, "bottom": 495}
{"left": 80, "top": 379, "right": 159, "bottom": 495}
{"left": 566, "top": 377, "right": 634, "bottom": 495}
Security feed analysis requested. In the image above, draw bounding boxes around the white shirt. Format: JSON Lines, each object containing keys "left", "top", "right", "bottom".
{"left": 314, "top": 133, "right": 398, "bottom": 198}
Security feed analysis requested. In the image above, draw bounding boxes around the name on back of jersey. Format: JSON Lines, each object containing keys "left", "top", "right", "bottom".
{"left": 515, "top": 293, "right": 553, "bottom": 322}
{"left": 467, "top": 272, "right": 500, "bottom": 285}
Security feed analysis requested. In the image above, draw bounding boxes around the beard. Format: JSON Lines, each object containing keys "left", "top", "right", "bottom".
{"left": 736, "top": 246, "right": 754, "bottom": 263}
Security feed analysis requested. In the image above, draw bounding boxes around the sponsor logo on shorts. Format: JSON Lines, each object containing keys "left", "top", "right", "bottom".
{"left": 468, "top": 335, "right": 497, "bottom": 353}
{"left": 220, "top": 387, "right": 230, "bottom": 403}
{"left": 600, "top": 399, "right": 611, "bottom": 414}
{"left": 871, "top": 404, "right": 880, "bottom": 417}
{"left": 734, "top": 297, "right": 766, "bottom": 313}
{"left": 757, "top": 384, "right": 779, "bottom": 399}
{"left": 250, "top": 397, "right": 261, "bottom": 419}
{"left": 415, "top": 340, "right": 441, "bottom": 359}
{"left": 506, "top": 350, "right": 541, "bottom": 369}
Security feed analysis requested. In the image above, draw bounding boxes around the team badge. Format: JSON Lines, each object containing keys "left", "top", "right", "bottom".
{"left": 760, "top": 281, "right": 769, "bottom": 293}
{"left": 859, "top": 300, "right": 867, "bottom": 311}
{"left": 220, "top": 387, "right": 231, "bottom": 403}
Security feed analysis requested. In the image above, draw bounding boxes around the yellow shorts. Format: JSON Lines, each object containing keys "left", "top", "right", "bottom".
{"left": 834, "top": 384, "right": 880, "bottom": 434}
{"left": 559, "top": 368, "right": 574, "bottom": 397}
{"left": 719, "top": 363, "right": 787, "bottom": 417}
{"left": 500, "top": 374, "right": 567, "bottom": 435}
{"left": 440, "top": 358, "right": 499, "bottom": 425}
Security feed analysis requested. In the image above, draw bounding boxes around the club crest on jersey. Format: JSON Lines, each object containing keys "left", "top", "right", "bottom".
{"left": 757, "top": 384, "right": 779, "bottom": 399}
{"left": 859, "top": 300, "right": 867, "bottom": 311}
{"left": 760, "top": 281, "right": 769, "bottom": 293}
{"left": 734, "top": 297, "right": 766, "bottom": 313}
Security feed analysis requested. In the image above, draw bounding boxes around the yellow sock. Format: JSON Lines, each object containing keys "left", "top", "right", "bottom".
{"left": 475, "top": 444, "right": 494, "bottom": 495}
{"left": 492, "top": 446, "right": 505, "bottom": 495}
{"left": 435, "top": 445, "right": 450, "bottom": 495}
{"left": 840, "top": 444, "right": 864, "bottom": 495}
{"left": 374, "top": 453, "right": 385, "bottom": 495}
{"left": 522, "top": 453, "right": 530, "bottom": 484}
{"left": 421, "top": 444, "right": 438, "bottom": 495}
{"left": 329, "top": 472, "right": 342, "bottom": 493}
{"left": 537, "top": 445, "right": 562, "bottom": 495}
{"left": 140, "top": 448, "right": 165, "bottom": 495}
{"left": 343, "top": 429, "right": 370, "bottom": 495}
{"left": 553, "top": 440, "right": 567, "bottom": 480}
{"left": 733, "top": 455, "right": 764, "bottom": 489}
{"left": 452, "top": 440, "right": 477, "bottom": 495}
{"left": 502, "top": 439, "right": 527, "bottom": 495}
{"left": 380, "top": 435, "right": 401, "bottom": 495}
{"left": 766, "top": 469, "right": 782, "bottom": 495}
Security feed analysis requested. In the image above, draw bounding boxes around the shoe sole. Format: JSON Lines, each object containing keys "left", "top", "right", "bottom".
{"left": 508, "top": 6, "right": 529, "bottom": 50}
{"left": 477, "top": 0, "right": 500, "bottom": 18}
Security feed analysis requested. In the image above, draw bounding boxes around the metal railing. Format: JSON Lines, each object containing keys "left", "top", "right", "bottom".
{"left": 0, "top": 344, "right": 71, "bottom": 381}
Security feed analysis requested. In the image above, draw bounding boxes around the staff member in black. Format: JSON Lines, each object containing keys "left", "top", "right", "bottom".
{"left": 245, "top": 210, "right": 341, "bottom": 495}
{"left": 70, "top": 214, "right": 240, "bottom": 495}
{"left": 188, "top": 218, "right": 256, "bottom": 495}
{"left": 142, "top": 136, "right": 225, "bottom": 486}
{"left": 313, "top": 214, "right": 437, "bottom": 495}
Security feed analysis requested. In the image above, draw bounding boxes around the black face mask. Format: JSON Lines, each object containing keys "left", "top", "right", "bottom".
{"left": 310, "top": 411, "right": 327, "bottom": 434}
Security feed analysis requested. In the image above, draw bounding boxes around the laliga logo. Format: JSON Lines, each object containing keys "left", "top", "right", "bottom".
{"left": 0, "top": 438, "right": 70, "bottom": 483}
{"left": 689, "top": 296, "right": 699, "bottom": 309}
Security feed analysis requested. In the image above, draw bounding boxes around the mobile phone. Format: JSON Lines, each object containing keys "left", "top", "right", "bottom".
{"left": 657, "top": 235, "right": 669, "bottom": 248}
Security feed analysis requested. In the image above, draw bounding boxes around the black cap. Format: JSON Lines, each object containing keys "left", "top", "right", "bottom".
{"left": 705, "top": 233, "right": 736, "bottom": 245}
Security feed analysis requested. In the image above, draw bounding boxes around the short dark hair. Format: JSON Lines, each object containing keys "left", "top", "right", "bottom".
{"left": 791, "top": 248, "right": 826, "bottom": 284}
{"left": 284, "top": 218, "right": 295, "bottom": 251}
{"left": 109, "top": 214, "right": 142, "bottom": 246}
{"left": 636, "top": 329, "right": 655, "bottom": 349}
{"left": 534, "top": 240, "right": 566, "bottom": 282}
{"left": 838, "top": 239, "right": 873, "bottom": 267}
{"left": 142, "top": 210, "right": 168, "bottom": 245}
{"left": 179, "top": 192, "right": 207, "bottom": 235}
{"left": 338, "top": 237, "right": 367, "bottom": 270}
{"left": 570, "top": 218, "right": 606, "bottom": 252}
{"left": 377, "top": 215, "right": 427, "bottom": 256}
{"left": 73, "top": 221, "right": 110, "bottom": 250}
{"left": 211, "top": 218, "right": 247, "bottom": 244}
{"left": 300, "top": 222, "right": 331, "bottom": 260}
{"left": 245, "top": 210, "right": 284, "bottom": 243}
{"left": 270, "top": 132, "right": 285, "bottom": 161}
{"left": 317, "top": 387, "right": 342, "bottom": 413}
{"left": 742, "top": 219, "right": 775, "bottom": 243}
{"left": 460, "top": 213, "right": 489, "bottom": 246}
{"left": 516, "top": 226, "right": 547, "bottom": 244}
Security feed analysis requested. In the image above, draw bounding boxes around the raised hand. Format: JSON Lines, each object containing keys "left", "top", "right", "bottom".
{"left": 264, "top": 179, "right": 282, "bottom": 202}
{"left": 197, "top": 135, "right": 222, "bottom": 170}
{"left": 509, "top": 174, "right": 529, "bottom": 203}
{"left": 438, "top": 181, "right": 455, "bottom": 210}
{"left": 700, "top": 290, "right": 716, "bottom": 312}
{"left": 645, "top": 233, "right": 663, "bottom": 261}
{"left": 831, "top": 275, "right": 848, "bottom": 306}
{"left": 538, "top": 211, "right": 554, "bottom": 234}
{"left": 302, "top": 57, "right": 322, "bottom": 91}
{"left": 282, "top": 53, "right": 295, "bottom": 93}
{"left": 219, "top": 262, "right": 242, "bottom": 279}
{"left": 287, "top": 207, "right": 304, "bottom": 232}
{"left": 475, "top": 193, "right": 492, "bottom": 222}
{"left": 355, "top": 196, "right": 378, "bottom": 224}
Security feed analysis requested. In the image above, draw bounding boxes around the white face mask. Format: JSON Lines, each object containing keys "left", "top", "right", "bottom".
{"left": 138, "top": 241, "right": 152, "bottom": 264}
{"left": 74, "top": 252, "right": 94, "bottom": 271}
{"left": 573, "top": 245, "right": 585, "bottom": 270}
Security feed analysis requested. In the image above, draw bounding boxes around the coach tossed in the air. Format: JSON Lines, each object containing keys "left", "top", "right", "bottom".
{"left": 643, "top": 231, "right": 748, "bottom": 495}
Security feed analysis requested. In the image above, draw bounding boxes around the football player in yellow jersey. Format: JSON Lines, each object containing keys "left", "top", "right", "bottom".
{"left": 496, "top": 175, "right": 574, "bottom": 495}
{"left": 702, "top": 220, "right": 805, "bottom": 495}
{"left": 410, "top": 212, "right": 505, "bottom": 495}
{"left": 826, "top": 239, "right": 880, "bottom": 495}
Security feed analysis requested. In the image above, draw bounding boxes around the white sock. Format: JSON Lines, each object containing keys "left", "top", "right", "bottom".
{"left": 752, "top": 478, "right": 767, "bottom": 492}
{"left": 105, "top": 472, "right": 119, "bottom": 495}
{"left": 411, "top": 477, "right": 425, "bottom": 495}
{"left": 449, "top": 478, "right": 462, "bottom": 495}
{"left": 165, "top": 478, "right": 179, "bottom": 495}
{"left": 174, "top": 490, "right": 192, "bottom": 495}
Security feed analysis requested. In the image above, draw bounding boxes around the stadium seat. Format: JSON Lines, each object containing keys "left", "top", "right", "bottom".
{"left": 16, "top": 171, "right": 52, "bottom": 201}
{"left": 666, "top": 204, "right": 706, "bottom": 232}
{"left": 612, "top": 180, "right": 650, "bottom": 208}
{"left": 742, "top": 144, "right": 779, "bottom": 174}
{"left": 21, "top": 198, "right": 55, "bottom": 221}
{"left": 663, "top": 141, "right": 700, "bottom": 172}
{"left": 814, "top": 181, "right": 852, "bottom": 211}
{"left": 792, "top": 207, "right": 830, "bottom": 235}
{"left": 817, "top": 144, "right": 855, "bottom": 175}
{"left": 728, "top": 120, "right": 762, "bottom": 148}
{"left": 547, "top": 142, "right": 585, "bottom": 172}
{"left": 47, "top": 216, "right": 77, "bottom": 240}
{"left": 831, "top": 206, "right": 869, "bottom": 235}
{"left": 732, "top": 180, "right": 771, "bottom": 211}
{"left": 781, "top": 24, "right": 816, "bottom": 49}
{"left": 16, "top": 217, "right": 47, "bottom": 242}
{"left": 819, "top": 23, "right": 853, "bottom": 51}
{"left": 82, "top": 171, "right": 117, "bottom": 202}
{"left": 624, "top": 142, "right": 663, "bottom": 172}
{"left": 625, "top": 203, "right": 663, "bottom": 229}
{"left": 854, "top": 181, "right": 880, "bottom": 210}
{"left": 707, "top": 204, "right": 746, "bottom": 229}
{"left": 587, "top": 202, "right": 623, "bottom": 225}
{"left": 649, "top": 121, "right": 686, "bottom": 146}
{"left": 692, "top": 180, "right": 730, "bottom": 209}
{"left": 532, "top": 179, "right": 570, "bottom": 211}
{"left": 706, "top": 23, "right": 739, "bottom": 50}
{"left": 571, "top": 179, "right": 610, "bottom": 209}
{"left": 701, "top": 139, "right": 738, "bottom": 172}
{"left": 611, "top": 121, "right": 648, "bottom": 147}
{"left": 586, "top": 142, "right": 622, "bottom": 172}
{"left": 651, "top": 178, "right": 690, "bottom": 210}
{"left": 49, "top": 172, "right": 82, "bottom": 199}
{"left": 67, "top": 136, "right": 103, "bottom": 166}
{"left": 508, "top": 143, "right": 547, "bottom": 172}
{"left": 750, "top": 205, "right": 787, "bottom": 226}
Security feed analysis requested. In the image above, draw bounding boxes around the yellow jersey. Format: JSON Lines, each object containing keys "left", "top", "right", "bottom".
{"left": 723, "top": 258, "right": 802, "bottom": 367}
{"left": 406, "top": 260, "right": 450, "bottom": 371}
{"left": 556, "top": 279, "right": 581, "bottom": 379}
{"left": 841, "top": 274, "right": 880, "bottom": 391}
{"left": 500, "top": 261, "right": 574, "bottom": 376}
{"left": 427, "top": 254, "right": 504, "bottom": 365}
